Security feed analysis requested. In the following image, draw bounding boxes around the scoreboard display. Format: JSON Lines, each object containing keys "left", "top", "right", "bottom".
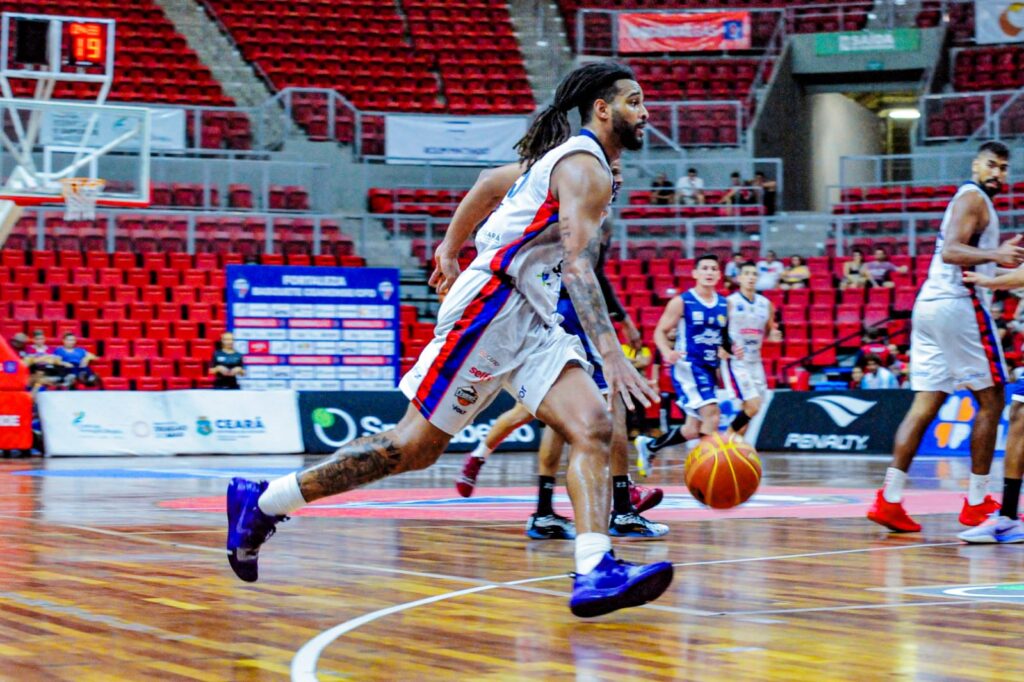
{"left": 9, "top": 15, "right": 113, "bottom": 69}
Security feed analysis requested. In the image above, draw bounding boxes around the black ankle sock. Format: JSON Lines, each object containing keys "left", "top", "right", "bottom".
{"left": 649, "top": 426, "right": 685, "bottom": 453}
{"left": 730, "top": 411, "right": 751, "bottom": 432}
{"left": 536, "top": 476, "right": 555, "bottom": 516}
{"left": 1003, "top": 478, "right": 1022, "bottom": 519}
{"left": 612, "top": 475, "right": 632, "bottom": 514}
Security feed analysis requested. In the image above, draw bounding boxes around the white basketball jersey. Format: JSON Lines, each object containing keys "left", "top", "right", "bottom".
{"left": 471, "top": 131, "right": 612, "bottom": 326}
{"left": 727, "top": 291, "right": 771, "bottom": 362}
{"left": 918, "top": 183, "right": 1000, "bottom": 308}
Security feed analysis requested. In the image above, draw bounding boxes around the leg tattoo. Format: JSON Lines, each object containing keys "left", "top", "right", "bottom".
{"left": 298, "top": 435, "right": 404, "bottom": 501}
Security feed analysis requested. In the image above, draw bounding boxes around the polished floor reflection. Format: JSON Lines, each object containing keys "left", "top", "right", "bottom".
{"left": 0, "top": 450, "right": 1021, "bottom": 681}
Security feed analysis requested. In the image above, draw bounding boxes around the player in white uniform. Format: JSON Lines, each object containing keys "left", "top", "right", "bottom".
{"left": 224, "top": 63, "right": 673, "bottom": 618}
{"left": 723, "top": 261, "right": 778, "bottom": 438}
{"left": 867, "top": 141, "right": 1024, "bottom": 534}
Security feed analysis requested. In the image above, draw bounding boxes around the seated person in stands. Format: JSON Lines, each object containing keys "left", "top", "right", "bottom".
{"left": 26, "top": 329, "right": 63, "bottom": 382}
{"left": 779, "top": 254, "right": 810, "bottom": 289}
{"left": 863, "top": 247, "right": 906, "bottom": 288}
{"left": 720, "top": 172, "right": 757, "bottom": 206}
{"left": 755, "top": 250, "right": 785, "bottom": 291}
{"left": 860, "top": 354, "right": 900, "bottom": 389}
{"left": 54, "top": 332, "right": 98, "bottom": 388}
{"left": 211, "top": 332, "right": 245, "bottom": 389}
{"left": 8, "top": 332, "right": 31, "bottom": 366}
{"left": 723, "top": 251, "right": 744, "bottom": 289}
{"left": 675, "top": 167, "right": 705, "bottom": 205}
{"left": 650, "top": 172, "right": 675, "bottom": 205}
{"left": 849, "top": 365, "right": 865, "bottom": 389}
{"left": 855, "top": 327, "right": 891, "bottom": 367}
{"left": 840, "top": 249, "right": 868, "bottom": 289}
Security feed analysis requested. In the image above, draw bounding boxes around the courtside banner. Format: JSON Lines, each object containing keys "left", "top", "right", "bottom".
{"left": 755, "top": 389, "right": 913, "bottom": 454}
{"left": 38, "top": 390, "right": 302, "bottom": 456}
{"left": 384, "top": 115, "right": 526, "bottom": 164}
{"left": 975, "top": 1, "right": 1024, "bottom": 45}
{"left": 918, "top": 388, "right": 1017, "bottom": 457}
{"left": 617, "top": 12, "right": 751, "bottom": 53}
{"left": 299, "top": 391, "right": 541, "bottom": 454}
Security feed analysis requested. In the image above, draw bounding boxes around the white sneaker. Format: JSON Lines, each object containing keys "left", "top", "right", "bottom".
{"left": 958, "top": 514, "right": 1024, "bottom": 544}
{"left": 634, "top": 436, "right": 654, "bottom": 478}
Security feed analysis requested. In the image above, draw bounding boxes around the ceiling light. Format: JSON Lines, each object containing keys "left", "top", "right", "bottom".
{"left": 887, "top": 108, "right": 921, "bottom": 120}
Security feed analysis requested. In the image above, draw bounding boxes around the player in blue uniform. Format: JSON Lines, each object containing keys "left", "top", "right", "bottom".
{"left": 634, "top": 254, "right": 733, "bottom": 474}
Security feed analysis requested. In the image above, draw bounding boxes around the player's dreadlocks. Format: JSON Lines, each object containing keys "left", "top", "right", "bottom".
{"left": 514, "top": 61, "right": 635, "bottom": 169}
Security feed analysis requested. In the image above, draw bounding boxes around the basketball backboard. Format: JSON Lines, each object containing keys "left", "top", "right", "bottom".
{"left": 0, "top": 97, "right": 151, "bottom": 208}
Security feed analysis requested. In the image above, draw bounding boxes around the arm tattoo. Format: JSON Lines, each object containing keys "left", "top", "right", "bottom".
{"left": 562, "top": 227, "right": 618, "bottom": 353}
{"left": 297, "top": 434, "right": 404, "bottom": 501}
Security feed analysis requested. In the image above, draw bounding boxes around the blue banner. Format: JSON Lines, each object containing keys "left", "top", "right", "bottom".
{"left": 225, "top": 265, "right": 400, "bottom": 391}
{"left": 918, "top": 388, "right": 1015, "bottom": 457}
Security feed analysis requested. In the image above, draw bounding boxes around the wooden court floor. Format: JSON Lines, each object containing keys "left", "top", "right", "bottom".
{"left": 0, "top": 451, "right": 1023, "bottom": 681}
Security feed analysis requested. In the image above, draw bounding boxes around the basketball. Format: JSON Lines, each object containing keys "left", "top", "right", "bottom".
{"left": 684, "top": 434, "right": 762, "bottom": 509}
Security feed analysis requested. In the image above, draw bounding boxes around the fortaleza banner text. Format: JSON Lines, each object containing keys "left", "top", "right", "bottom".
{"left": 37, "top": 390, "right": 303, "bottom": 456}
{"left": 617, "top": 12, "right": 751, "bottom": 53}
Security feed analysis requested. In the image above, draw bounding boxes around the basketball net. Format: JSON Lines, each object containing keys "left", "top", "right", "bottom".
{"left": 60, "top": 177, "right": 105, "bottom": 221}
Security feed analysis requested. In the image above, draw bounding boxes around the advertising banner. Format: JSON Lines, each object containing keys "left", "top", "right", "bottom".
{"left": 617, "top": 12, "right": 751, "bottom": 53}
{"left": 38, "top": 390, "right": 302, "bottom": 456}
{"left": 815, "top": 29, "right": 921, "bottom": 55}
{"left": 755, "top": 389, "right": 914, "bottom": 454}
{"left": 975, "top": 1, "right": 1024, "bottom": 45}
{"left": 41, "top": 107, "right": 185, "bottom": 151}
{"left": 226, "top": 265, "right": 400, "bottom": 391}
{"left": 384, "top": 115, "right": 526, "bottom": 164}
{"left": 918, "top": 388, "right": 1017, "bottom": 457}
{"left": 299, "top": 391, "right": 542, "bottom": 454}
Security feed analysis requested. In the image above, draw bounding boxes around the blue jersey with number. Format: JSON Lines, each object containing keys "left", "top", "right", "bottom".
{"left": 675, "top": 289, "right": 727, "bottom": 368}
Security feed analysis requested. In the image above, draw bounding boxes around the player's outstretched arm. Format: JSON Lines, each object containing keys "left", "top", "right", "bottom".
{"left": 429, "top": 162, "right": 524, "bottom": 295}
{"left": 964, "top": 267, "right": 1024, "bottom": 291}
{"left": 942, "top": 193, "right": 1024, "bottom": 267}
{"left": 553, "top": 154, "right": 657, "bottom": 410}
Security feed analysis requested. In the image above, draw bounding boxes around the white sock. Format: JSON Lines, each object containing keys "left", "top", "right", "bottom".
{"left": 968, "top": 473, "right": 989, "bottom": 506}
{"left": 882, "top": 467, "right": 907, "bottom": 503}
{"left": 470, "top": 442, "right": 492, "bottom": 460}
{"left": 257, "top": 472, "right": 306, "bottom": 516}
{"left": 574, "top": 532, "right": 612, "bottom": 575}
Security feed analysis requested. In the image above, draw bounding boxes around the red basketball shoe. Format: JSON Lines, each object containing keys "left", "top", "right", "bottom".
{"left": 866, "top": 489, "right": 921, "bottom": 532}
{"left": 629, "top": 481, "right": 663, "bottom": 513}
{"left": 455, "top": 455, "right": 486, "bottom": 498}
{"left": 959, "top": 495, "right": 1001, "bottom": 526}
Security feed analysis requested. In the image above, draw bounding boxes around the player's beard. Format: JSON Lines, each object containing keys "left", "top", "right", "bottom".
{"left": 981, "top": 178, "right": 1002, "bottom": 197}
{"left": 613, "top": 110, "right": 644, "bottom": 151}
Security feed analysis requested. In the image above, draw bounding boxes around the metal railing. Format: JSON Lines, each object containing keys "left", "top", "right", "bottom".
{"left": 921, "top": 89, "right": 1024, "bottom": 143}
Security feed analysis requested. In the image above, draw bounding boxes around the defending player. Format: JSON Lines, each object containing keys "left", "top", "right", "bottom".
{"left": 867, "top": 141, "right": 1024, "bottom": 532}
{"left": 957, "top": 267, "right": 1024, "bottom": 543}
{"left": 634, "top": 254, "right": 731, "bottom": 475}
{"left": 225, "top": 62, "right": 673, "bottom": 618}
{"left": 723, "top": 261, "right": 779, "bottom": 438}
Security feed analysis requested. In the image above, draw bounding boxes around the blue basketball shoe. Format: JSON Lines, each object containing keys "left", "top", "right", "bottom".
{"left": 226, "top": 478, "right": 286, "bottom": 582}
{"left": 569, "top": 551, "right": 674, "bottom": 618}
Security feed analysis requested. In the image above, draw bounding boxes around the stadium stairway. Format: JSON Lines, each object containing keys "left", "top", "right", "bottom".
{"left": 153, "top": 0, "right": 275, "bottom": 108}
{"left": 507, "top": 0, "right": 575, "bottom": 106}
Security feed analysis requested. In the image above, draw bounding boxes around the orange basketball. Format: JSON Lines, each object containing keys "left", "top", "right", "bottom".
{"left": 684, "top": 434, "right": 762, "bottom": 509}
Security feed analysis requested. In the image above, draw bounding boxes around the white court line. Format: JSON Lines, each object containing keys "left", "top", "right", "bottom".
{"left": 723, "top": 599, "right": 987, "bottom": 616}
{"left": 0, "top": 513, "right": 971, "bottom": 678}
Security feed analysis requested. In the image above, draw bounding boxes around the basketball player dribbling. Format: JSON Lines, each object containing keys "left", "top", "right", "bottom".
{"left": 868, "top": 141, "right": 1024, "bottom": 533}
{"left": 723, "top": 260, "right": 779, "bottom": 439}
{"left": 453, "top": 212, "right": 667, "bottom": 539}
{"left": 225, "top": 62, "right": 674, "bottom": 617}
{"left": 634, "top": 254, "right": 733, "bottom": 473}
